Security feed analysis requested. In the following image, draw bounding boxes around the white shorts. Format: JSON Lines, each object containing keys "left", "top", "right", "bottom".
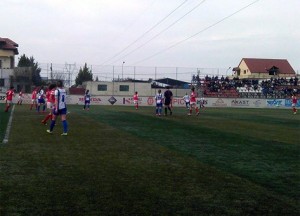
{"left": 134, "top": 100, "right": 138, "bottom": 104}
{"left": 47, "top": 102, "right": 54, "bottom": 109}
{"left": 292, "top": 103, "right": 296, "bottom": 108}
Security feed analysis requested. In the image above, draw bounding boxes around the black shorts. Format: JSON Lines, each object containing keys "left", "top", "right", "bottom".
{"left": 164, "top": 99, "right": 171, "bottom": 106}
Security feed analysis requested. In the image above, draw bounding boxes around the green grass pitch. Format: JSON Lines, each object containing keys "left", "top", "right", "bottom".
{"left": 0, "top": 104, "right": 299, "bottom": 215}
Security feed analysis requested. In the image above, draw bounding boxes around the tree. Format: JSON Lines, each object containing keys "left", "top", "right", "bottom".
{"left": 17, "top": 54, "right": 42, "bottom": 86}
{"left": 75, "top": 63, "right": 93, "bottom": 85}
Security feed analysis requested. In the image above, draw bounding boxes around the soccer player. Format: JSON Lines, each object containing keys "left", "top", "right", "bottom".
{"left": 189, "top": 87, "right": 199, "bottom": 116}
{"left": 41, "top": 83, "right": 56, "bottom": 125}
{"left": 47, "top": 80, "right": 68, "bottom": 136}
{"left": 17, "top": 90, "right": 23, "bottom": 105}
{"left": 37, "top": 86, "right": 46, "bottom": 113}
{"left": 291, "top": 93, "right": 297, "bottom": 114}
{"left": 4, "top": 86, "right": 15, "bottom": 112}
{"left": 83, "top": 89, "right": 91, "bottom": 111}
{"left": 183, "top": 92, "right": 190, "bottom": 109}
{"left": 164, "top": 86, "right": 173, "bottom": 115}
{"left": 133, "top": 91, "right": 139, "bottom": 110}
{"left": 155, "top": 89, "right": 163, "bottom": 116}
{"left": 30, "top": 88, "right": 38, "bottom": 110}
{"left": 199, "top": 97, "right": 205, "bottom": 110}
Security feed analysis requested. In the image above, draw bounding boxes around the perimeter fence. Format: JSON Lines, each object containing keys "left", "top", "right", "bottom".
{"left": 39, "top": 63, "right": 234, "bottom": 87}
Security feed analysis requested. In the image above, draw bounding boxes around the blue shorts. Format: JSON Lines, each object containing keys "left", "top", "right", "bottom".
{"left": 53, "top": 107, "right": 67, "bottom": 115}
{"left": 38, "top": 98, "right": 45, "bottom": 104}
{"left": 156, "top": 103, "right": 163, "bottom": 108}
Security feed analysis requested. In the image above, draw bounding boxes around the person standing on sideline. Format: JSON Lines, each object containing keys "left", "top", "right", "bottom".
{"left": 189, "top": 86, "right": 199, "bottom": 116}
{"left": 133, "top": 91, "right": 139, "bottom": 110}
{"left": 17, "top": 90, "right": 23, "bottom": 105}
{"left": 164, "top": 86, "right": 173, "bottom": 115}
{"left": 47, "top": 80, "right": 68, "bottom": 136}
{"left": 42, "top": 83, "right": 56, "bottom": 125}
{"left": 183, "top": 92, "right": 190, "bottom": 109}
{"left": 4, "top": 86, "right": 15, "bottom": 112}
{"left": 291, "top": 93, "right": 297, "bottom": 114}
{"left": 155, "top": 89, "right": 163, "bottom": 116}
{"left": 83, "top": 89, "right": 91, "bottom": 111}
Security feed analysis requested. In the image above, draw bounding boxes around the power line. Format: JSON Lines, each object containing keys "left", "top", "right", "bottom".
{"left": 110, "top": 0, "right": 206, "bottom": 65}
{"left": 133, "top": 0, "right": 261, "bottom": 65}
{"left": 100, "top": 0, "right": 188, "bottom": 65}
{"left": 109, "top": 0, "right": 158, "bottom": 45}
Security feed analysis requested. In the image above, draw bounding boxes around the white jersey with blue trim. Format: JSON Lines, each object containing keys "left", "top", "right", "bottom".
{"left": 55, "top": 88, "right": 67, "bottom": 110}
{"left": 155, "top": 93, "right": 163, "bottom": 104}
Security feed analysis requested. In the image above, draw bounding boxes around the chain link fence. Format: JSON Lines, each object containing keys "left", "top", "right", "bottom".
{"left": 39, "top": 63, "right": 234, "bottom": 87}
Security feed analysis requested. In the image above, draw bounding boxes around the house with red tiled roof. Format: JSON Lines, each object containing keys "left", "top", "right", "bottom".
{"left": 0, "top": 37, "right": 19, "bottom": 69}
{"left": 233, "top": 58, "right": 296, "bottom": 79}
{"left": 0, "top": 37, "right": 19, "bottom": 91}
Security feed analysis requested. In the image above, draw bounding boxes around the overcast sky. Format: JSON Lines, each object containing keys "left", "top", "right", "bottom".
{"left": 2, "top": 0, "right": 300, "bottom": 71}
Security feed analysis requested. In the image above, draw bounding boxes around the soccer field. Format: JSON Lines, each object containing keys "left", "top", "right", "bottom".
{"left": 0, "top": 104, "right": 299, "bottom": 215}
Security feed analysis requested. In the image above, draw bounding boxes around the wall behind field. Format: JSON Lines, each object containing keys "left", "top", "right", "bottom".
{"left": 0, "top": 93, "right": 299, "bottom": 109}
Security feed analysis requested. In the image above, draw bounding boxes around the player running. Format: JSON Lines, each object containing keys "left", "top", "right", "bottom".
{"left": 4, "top": 86, "right": 15, "bottom": 112}
{"left": 188, "top": 87, "right": 199, "bottom": 116}
{"left": 41, "top": 83, "right": 56, "bottom": 125}
{"left": 17, "top": 90, "right": 23, "bottom": 105}
{"left": 291, "top": 93, "right": 297, "bottom": 114}
{"left": 47, "top": 80, "right": 68, "bottom": 136}
{"left": 37, "top": 86, "right": 46, "bottom": 113}
{"left": 155, "top": 89, "right": 163, "bottom": 116}
{"left": 183, "top": 92, "right": 190, "bottom": 109}
{"left": 30, "top": 88, "right": 38, "bottom": 110}
{"left": 133, "top": 91, "right": 139, "bottom": 110}
{"left": 83, "top": 89, "right": 91, "bottom": 111}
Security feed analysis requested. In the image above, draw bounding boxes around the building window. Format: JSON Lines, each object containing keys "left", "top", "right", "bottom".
{"left": 244, "top": 70, "right": 246, "bottom": 74}
{"left": 0, "top": 79, "right": 4, "bottom": 87}
{"left": 119, "top": 85, "right": 129, "bottom": 91}
{"left": 98, "top": 84, "right": 107, "bottom": 91}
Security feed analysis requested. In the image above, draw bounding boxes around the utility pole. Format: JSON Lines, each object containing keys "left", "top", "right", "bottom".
{"left": 64, "top": 63, "right": 76, "bottom": 87}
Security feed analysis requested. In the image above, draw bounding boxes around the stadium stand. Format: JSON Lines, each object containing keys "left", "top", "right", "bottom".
{"left": 195, "top": 75, "right": 299, "bottom": 99}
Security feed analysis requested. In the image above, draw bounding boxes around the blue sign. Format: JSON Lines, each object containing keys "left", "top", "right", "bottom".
{"left": 285, "top": 99, "right": 300, "bottom": 107}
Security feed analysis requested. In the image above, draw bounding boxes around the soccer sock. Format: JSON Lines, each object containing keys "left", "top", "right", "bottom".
{"left": 168, "top": 107, "right": 171, "bottom": 112}
{"left": 196, "top": 107, "right": 199, "bottom": 113}
{"left": 165, "top": 107, "right": 167, "bottom": 114}
{"left": 50, "top": 120, "right": 56, "bottom": 131}
{"left": 293, "top": 108, "right": 296, "bottom": 112}
{"left": 62, "top": 120, "right": 68, "bottom": 133}
{"left": 37, "top": 105, "right": 40, "bottom": 112}
{"left": 83, "top": 105, "right": 86, "bottom": 109}
{"left": 156, "top": 108, "right": 158, "bottom": 114}
{"left": 43, "top": 114, "right": 51, "bottom": 123}
{"left": 190, "top": 109, "right": 192, "bottom": 114}
{"left": 43, "top": 105, "right": 46, "bottom": 111}
{"left": 30, "top": 104, "right": 33, "bottom": 110}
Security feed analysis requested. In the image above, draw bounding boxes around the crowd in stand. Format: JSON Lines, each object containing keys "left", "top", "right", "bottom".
{"left": 192, "top": 75, "right": 299, "bottom": 98}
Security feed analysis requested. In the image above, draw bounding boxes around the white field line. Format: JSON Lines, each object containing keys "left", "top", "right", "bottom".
{"left": 2, "top": 105, "right": 15, "bottom": 144}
